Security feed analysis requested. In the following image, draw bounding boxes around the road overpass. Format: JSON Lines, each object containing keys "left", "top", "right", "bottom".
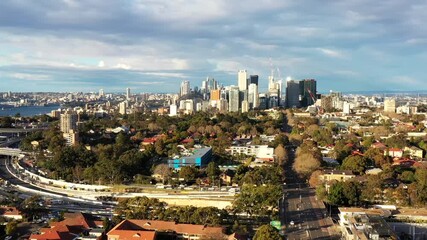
{"left": 0, "top": 147, "right": 23, "bottom": 157}
{"left": 0, "top": 128, "right": 46, "bottom": 134}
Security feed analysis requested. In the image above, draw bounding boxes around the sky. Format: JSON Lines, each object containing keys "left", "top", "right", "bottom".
{"left": 0, "top": 0, "right": 426, "bottom": 93}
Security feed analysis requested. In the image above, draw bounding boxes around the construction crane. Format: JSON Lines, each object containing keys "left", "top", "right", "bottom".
{"left": 307, "top": 88, "right": 323, "bottom": 114}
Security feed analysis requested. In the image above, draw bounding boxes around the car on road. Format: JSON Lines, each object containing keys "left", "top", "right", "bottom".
{"left": 290, "top": 221, "right": 295, "bottom": 226}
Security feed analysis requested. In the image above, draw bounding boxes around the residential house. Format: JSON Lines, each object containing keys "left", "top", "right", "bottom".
{"left": 107, "top": 219, "right": 227, "bottom": 240}
{"left": 384, "top": 148, "right": 403, "bottom": 158}
{"left": 404, "top": 146, "right": 424, "bottom": 159}
{"left": 320, "top": 170, "right": 356, "bottom": 182}
{"left": 320, "top": 170, "right": 356, "bottom": 192}
{"left": 29, "top": 212, "right": 104, "bottom": 240}
{"left": 0, "top": 206, "right": 23, "bottom": 220}
{"left": 220, "top": 170, "right": 235, "bottom": 185}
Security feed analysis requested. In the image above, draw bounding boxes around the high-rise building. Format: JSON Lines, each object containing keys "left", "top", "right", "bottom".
{"left": 286, "top": 80, "right": 300, "bottom": 108}
{"left": 238, "top": 70, "right": 248, "bottom": 91}
{"left": 119, "top": 101, "right": 127, "bottom": 115}
{"left": 299, "top": 79, "right": 317, "bottom": 107}
{"left": 126, "top": 88, "right": 131, "bottom": 100}
{"left": 384, "top": 98, "right": 396, "bottom": 113}
{"left": 207, "top": 77, "right": 217, "bottom": 91}
{"left": 180, "top": 80, "right": 190, "bottom": 97}
{"left": 228, "top": 86, "right": 240, "bottom": 112}
{"left": 249, "top": 75, "right": 259, "bottom": 86}
{"left": 248, "top": 83, "right": 259, "bottom": 109}
{"left": 60, "top": 111, "right": 77, "bottom": 133}
{"left": 210, "top": 89, "right": 220, "bottom": 101}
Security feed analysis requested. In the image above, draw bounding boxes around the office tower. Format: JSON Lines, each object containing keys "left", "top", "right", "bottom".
{"left": 60, "top": 110, "right": 77, "bottom": 133}
{"left": 248, "top": 83, "right": 259, "bottom": 109}
{"left": 238, "top": 70, "right": 248, "bottom": 91}
{"left": 180, "top": 80, "right": 190, "bottom": 97}
{"left": 299, "top": 79, "right": 317, "bottom": 107}
{"left": 126, "top": 88, "right": 131, "bottom": 100}
{"left": 249, "top": 75, "right": 259, "bottom": 86}
{"left": 210, "top": 89, "right": 220, "bottom": 101}
{"left": 201, "top": 80, "right": 208, "bottom": 93}
{"left": 228, "top": 86, "right": 240, "bottom": 112}
{"left": 119, "top": 101, "right": 127, "bottom": 115}
{"left": 384, "top": 98, "right": 396, "bottom": 113}
{"left": 206, "top": 77, "right": 217, "bottom": 91}
{"left": 286, "top": 80, "right": 301, "bottom": 108}
{"left": 169, "top": 104, "right": 178, "bottom": 116}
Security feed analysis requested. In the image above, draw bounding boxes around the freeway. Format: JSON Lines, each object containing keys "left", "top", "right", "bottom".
{"left": 0, "top": 156, "right": 114, "bottom": 214}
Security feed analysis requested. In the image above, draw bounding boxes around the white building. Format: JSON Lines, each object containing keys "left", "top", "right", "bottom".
{"left": 228, "top": 86, "right": 240, "bottom": 112}
{"left": 126, "top": 87, "right": 131, "bottom": 100}
{"left": 227, "top": 145, "right": 274, "bottom": 162}
{"left": 169, "top": 104, "right": 177, "bottom": 116}
{"left": 180, "top": 80, "right": 190, "bottom": 97}
{"left": 60, "top": 110, "right": 77, "bottom": 133}
{"left": 384, "top": 98, "right": 396, "bottom": 113}
{"left": 119, "top": 101, "right": 127, "bottom": 115}
{"left": 238, "top": 70, "right": 248, "bottom": 91}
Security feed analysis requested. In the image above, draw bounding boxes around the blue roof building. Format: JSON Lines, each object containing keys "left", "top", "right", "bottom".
{"left": 168, "top": 147, "right": 212, "bottom": 169}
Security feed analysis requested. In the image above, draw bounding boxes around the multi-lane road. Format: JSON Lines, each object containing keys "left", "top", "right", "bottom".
{"left": 281, "top": 115, "right": 340, "bottom": 239}
{"left": 284, "top": 184, "right": 338, "bottom": 239}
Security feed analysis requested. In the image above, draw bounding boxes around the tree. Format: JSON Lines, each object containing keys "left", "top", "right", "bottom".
{"left": 253, "top": 224, "right": 281, "bottom": 240}
{"left": 293, "top": 153, "right": 321, "bottom": 177}
{"left": 179, "top": 166, "right": 198, "bottom": 182}
{"left": 364, "top": 147, "right": 389, "bottom": 167}
{"left": 328, "top": 182, "right": 346, "bottom": 206}
{"left": 342, "top": 181, "right": 361, "bottom": 206}
{"left": 309, "top": 170, "right": 322, "bottom": 188}
{"left": 206, "top": 161, "right": 220, "bottom": 180}
{"left": 341, "top": 155, "right": 368, "bottom": 175}
{"left": 154, "top": 164, "right": 172, "bottom": 184}
{"left": 233, "top": 184, "right": 282, "bottom": 217}
{"left": 5, "top": 220, "right": 17, "bottom": 235}
{"left": 274, "top": 144, "right": 288, "bottom": 166}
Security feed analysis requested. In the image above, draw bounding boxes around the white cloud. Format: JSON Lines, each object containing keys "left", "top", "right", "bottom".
{"left": 10, "top": 73, "right": 51, "bottom": 81}
{"left": 317, "top": 48, "right": 345, "bottom": 58}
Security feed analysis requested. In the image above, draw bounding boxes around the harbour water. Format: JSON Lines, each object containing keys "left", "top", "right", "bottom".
{"left": 0, "top": 105, "right": 61, "bottom": 117}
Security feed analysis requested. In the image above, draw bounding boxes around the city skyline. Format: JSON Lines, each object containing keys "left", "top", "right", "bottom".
{"left": 0, "top": 1, "right": 426, "bottom": 93}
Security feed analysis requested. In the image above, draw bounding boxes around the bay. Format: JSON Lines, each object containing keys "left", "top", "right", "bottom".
{"left": 0, "top": 105, "right": 61, "bottom": 117}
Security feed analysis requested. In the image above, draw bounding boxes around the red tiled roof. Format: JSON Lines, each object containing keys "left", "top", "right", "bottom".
{"left": 29, "top": 212, "right": 101, "bottom": 240}
{"left": 108, "top": 219, "right": 225, "bottom": 239}
{"left": 389, "top": 148, "right": 403, "bottom": 152}
{"left": 107, "top": 229, "right": 156, "bottom": 240}
{"left": 0, "top": 206, "right": 22, "bottom": 217}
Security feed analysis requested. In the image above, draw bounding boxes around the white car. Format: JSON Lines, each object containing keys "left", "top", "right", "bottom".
{"left": 290, "top": 221, "right": 295, "bottom": 226}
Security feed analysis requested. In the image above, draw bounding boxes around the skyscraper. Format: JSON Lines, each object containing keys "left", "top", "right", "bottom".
{"left": 286, "top": 80, "right": 301, "bottom": 108}
{"left": 238, "top": 70, "right": 248, "bottom": 91}
{"left": 249, "top": 75, "right": 259, "bottom": 86}
{"left": 207, "top": 77, "right": 217, "bottom": 91}
{"left": 248, "top": 83, "right": 259, "bottom": 109}
{"left": 60, "top": 110, "right": 77, "bottom": 133}
{"left": 180, "top": 80, "right": 190, "bottom": 97}
{"left": 126, "top": 87, "right": 131, "bottom": 100}
{"left": 228, "top": 86, "right": 240, "bottom": 112}
{"left": 299, "top": 79, "right": 317, "bottom": 107}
